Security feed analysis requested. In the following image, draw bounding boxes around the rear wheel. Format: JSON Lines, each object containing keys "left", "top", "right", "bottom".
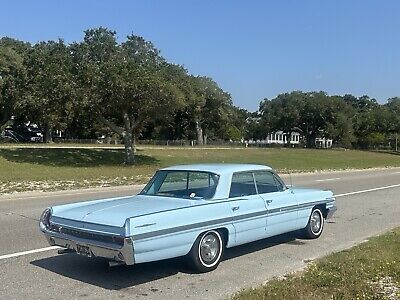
{"left": 188, "top": 230, "right": 224, "bottom": 272}
{"left": 304, "top": 207, "right": 324, "bottom": 239}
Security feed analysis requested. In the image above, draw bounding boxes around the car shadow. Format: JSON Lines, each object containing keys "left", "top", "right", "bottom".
{"left": 0, "top": 148, "right": 158, "bottom": 167}
{"left": 30, "top": 232, "right": 300, "bottom": 290}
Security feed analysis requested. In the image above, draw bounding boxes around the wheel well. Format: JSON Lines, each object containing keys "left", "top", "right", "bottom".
{"left": 216, "top": 228, "right": 229, "bottom": 247}
{"left": 314, "top": 204, "right": 328, "bottom": 219}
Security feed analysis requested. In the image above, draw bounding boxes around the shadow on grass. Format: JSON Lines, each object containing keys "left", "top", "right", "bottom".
{"left": 30, "top": 232, "right": 298, "bottom": 290}
{"left": 0, "top": 148, "right": 158, "bottom": 167}
{"left": 376, "top": 150, "right": 400, "bottom": 156}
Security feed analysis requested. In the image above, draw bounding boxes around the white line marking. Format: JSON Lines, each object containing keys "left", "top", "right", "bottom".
{"left": 0, "top": 246, "right": 60, "bottom": 261}
{"left": 316, "top": 177, "right": 341, "bottom": 182}
{"left": 335, "top": 184, "right": 400, "bottom": 198}
{"left": 392, "top": 171, "right": 400, "bottom": 174}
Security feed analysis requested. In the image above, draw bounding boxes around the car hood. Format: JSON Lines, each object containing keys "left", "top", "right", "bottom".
{"left": 51, "top": 195, "right": 197, "bottom": 227}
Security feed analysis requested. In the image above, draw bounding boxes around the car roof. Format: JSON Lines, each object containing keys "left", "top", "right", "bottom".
{"left": 160, "top": 163, "right": 272, "bottom": 175}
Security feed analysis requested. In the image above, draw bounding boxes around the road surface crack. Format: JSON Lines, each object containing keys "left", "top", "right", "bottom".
{"left": 4, "top": 211, "right": 39, "bottom": 221}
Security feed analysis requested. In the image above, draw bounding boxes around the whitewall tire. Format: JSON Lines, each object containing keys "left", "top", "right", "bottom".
{"left": 188, "top": 230, "right": 224, "bottom": 272}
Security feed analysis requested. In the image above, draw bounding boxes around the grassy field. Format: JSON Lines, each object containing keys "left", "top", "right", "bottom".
{"left": 0, "top": 146, "right": 400, "bottom": 194}
{"left": 231, "top": 228, "right": 400, "bottom": 300}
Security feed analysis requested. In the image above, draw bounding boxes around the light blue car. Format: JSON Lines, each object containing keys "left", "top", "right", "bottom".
{"left": 40, "top": 164, "right": 336, "bottom": 272}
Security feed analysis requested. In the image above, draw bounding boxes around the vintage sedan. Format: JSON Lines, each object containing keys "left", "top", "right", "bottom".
{"left": 40, "top": 164, "right": 336, "bottom": 272}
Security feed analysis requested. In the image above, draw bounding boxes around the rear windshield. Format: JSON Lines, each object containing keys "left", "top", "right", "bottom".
{"left": 140, "top": 170, "right": 219, "bottom": 200}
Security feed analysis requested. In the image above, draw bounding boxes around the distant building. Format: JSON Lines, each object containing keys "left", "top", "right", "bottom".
{"left": 265, "top": 131, "right": 300, "bottom": 145}
{"left": 315, "top": 137, "right": 333, "bottom": 149}
{"left": 248, "top": 131, "right": 301, "bottom": 146}
{"left": 247, "top": 131, "right": 333, "bottom": 148}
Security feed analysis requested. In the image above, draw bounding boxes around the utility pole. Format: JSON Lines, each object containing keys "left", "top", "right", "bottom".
{"left": 396, "top": 134, "right": 398, "bottom": 152}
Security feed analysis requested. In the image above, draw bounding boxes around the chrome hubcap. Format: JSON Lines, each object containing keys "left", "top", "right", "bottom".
{"left": 200, "top": 233, "right": 219, "bottom": 263}
{"left": 310, "top": 211, "right": 322, "bottom": 234}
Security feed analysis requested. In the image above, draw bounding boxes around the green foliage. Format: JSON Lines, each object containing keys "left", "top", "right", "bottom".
{"left": 18, "top": 40, "right": 75, "bottom": 142}
{"left": 257, "top": 91, "right": 398, "bottom": 149}
{"left": 71, "top": 27, "right": 188, "bottom": 163}
{"left": 224, "top": 125, "right": 243, "bottom": 141}
{"left": 0, "top": 28, "right": 399, "bottom": 155}
{"left": 0, "top": 39, "right": 27, "bottom": 130}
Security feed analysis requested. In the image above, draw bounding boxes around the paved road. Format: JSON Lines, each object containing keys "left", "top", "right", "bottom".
{"left": 0, "top": 168, "right": 399, "bottom": 299}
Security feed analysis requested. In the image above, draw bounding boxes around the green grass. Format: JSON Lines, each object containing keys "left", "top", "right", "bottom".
{"left": 231, "top": 228, "right": 400, "bottom": 300}
{"left": 0, "top": 146, "right": 400, "bottom": 194}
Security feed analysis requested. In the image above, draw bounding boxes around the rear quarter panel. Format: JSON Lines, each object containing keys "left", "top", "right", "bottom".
{"left": 127, "top": 200, "right": 235, "bottom": 264}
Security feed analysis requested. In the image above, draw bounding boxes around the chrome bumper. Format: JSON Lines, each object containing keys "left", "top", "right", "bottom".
{"left": 41, "top": 226, "right": 135, "bottom": 265}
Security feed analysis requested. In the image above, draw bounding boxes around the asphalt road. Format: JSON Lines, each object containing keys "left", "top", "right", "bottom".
{"left": 0, "top": 168, "right": 399, "bottom": 299}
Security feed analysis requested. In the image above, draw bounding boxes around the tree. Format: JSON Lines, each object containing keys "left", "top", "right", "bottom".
{"left": 74, "top": 27, "right": 184, "bottom": 164}
{"left": 326, "top": 113, "right": 355, "bottom": 148}
{"left": 0, "top": 40, "right": 27, "bottom": 131}
{"left": 344, "top": 94, "right": 378, "bottom": 112}
{"left": 186, "top": 76, "right": 232, "bottom": 144}
{"left": 260, "top": 92, "right": 305, "bottom": 146}
{"left": 19, "top": 40, "right": 75, "bottom": 142}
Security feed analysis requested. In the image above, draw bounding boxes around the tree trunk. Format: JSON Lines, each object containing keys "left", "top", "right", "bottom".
{"left": 0, "top": 116, "right": 12, "bottom": 133}
{"left": 122, "top": 111, "right": 135, "bottom": 165}
{"left": 196, "top": 121, "right": 203, "bottom": 145}
{"left": 123, "top": 131, "right": 134, "bottom": 165}
{"left": 286, "top": 132, "right": 291, "bottom": 147}
{"left": 96, "top": 112, "right": 134, "bottom": 165}
{"left": 133, "top": 133, "right": 137, "bottom": 153}
{"left": 307, "top": 132, "right": 317, "bottom": 148}
{"left": 43, "top": 124, "right": 52, "bottom": 143}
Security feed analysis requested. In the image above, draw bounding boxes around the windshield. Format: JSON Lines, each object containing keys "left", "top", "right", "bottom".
{"left": 140, "top": 170, "right": 219, "bottom": 200}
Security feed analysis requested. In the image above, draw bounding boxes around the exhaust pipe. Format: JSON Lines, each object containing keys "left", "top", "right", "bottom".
{"left": 58, "top": 248, "right": 75, "bottom": 255}
{"left": 109, "top": 260, "right": 125, "bottom": 267}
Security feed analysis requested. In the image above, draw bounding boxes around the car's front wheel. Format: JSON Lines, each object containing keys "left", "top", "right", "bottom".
{"left": 303, "top": 207, "right": 325, "bottom": 239}
{"left": 188, "top": 230, "right": 224, "bottom": 272}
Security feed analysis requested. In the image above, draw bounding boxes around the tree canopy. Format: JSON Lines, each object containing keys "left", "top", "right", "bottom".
{"left": 0, "top": 27, "right": 399, "bottom": 164}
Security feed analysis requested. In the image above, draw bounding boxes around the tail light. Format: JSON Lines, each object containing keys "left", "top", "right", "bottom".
{"left": 40, "top": 208, "right": 52, "bottom": 229}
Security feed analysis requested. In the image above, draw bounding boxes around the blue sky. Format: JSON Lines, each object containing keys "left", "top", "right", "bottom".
{"left": 1, "top": 1, "right": 399, "bottom": 111}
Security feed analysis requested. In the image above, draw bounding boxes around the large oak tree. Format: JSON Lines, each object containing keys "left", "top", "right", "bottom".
{"left": 73, "top": 27, "right": 184, "bottom": 164}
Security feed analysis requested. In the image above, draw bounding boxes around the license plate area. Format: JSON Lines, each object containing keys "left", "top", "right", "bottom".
{"left": 76, "top": 244, "right": 92, "bottom": 257}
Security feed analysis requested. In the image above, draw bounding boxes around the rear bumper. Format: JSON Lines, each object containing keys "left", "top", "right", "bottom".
{"left": 41, "top": 226, "right": 135, "bottom": 265}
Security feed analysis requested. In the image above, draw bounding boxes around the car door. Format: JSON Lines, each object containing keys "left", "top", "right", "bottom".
{"left": 254, "top": 171, "right": 298, "bottom": 237}
{"left": 228, "top": 172, "right": 267, "bottom": 246}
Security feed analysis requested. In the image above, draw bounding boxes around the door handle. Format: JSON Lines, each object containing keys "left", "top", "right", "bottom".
{"left": 265, "top": 200, "right": 273, "bottom": 204}
{"left": 231, "top": 206, "right": 240, "bottom": 212}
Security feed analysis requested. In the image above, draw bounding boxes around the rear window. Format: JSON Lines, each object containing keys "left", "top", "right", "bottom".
{"left": 141, "top": 170, "right": 219, "bottom": 200}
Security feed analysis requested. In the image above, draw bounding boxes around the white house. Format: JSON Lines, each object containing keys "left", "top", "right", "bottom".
{"left": 315, "top": 137, "right": 333, "bottom": 149}
{"left": 248, "top": 131, "right": 301, "bottom": 146}
{"left": 265, "top": 131, "right": 300, "bottom": 145}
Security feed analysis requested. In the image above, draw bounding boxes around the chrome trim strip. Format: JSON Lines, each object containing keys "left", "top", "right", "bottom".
{"left": 50, "top": 221, "right": 122, "bottom": 236}
{"left": 135, "top": 223, "right": 157, "bottom": 228}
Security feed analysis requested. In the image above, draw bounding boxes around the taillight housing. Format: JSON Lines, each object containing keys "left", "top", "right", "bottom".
{"left": 40, "top": 208, "right": 52, "bottom": 229}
